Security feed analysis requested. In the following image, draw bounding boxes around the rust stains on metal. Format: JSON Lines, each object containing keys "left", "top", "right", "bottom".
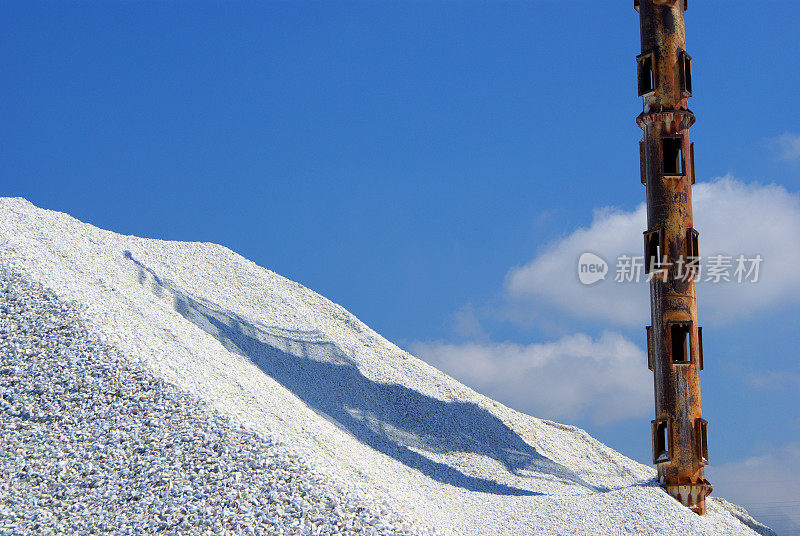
{"left": 635, "top": 0, "right": 711, "bottom": 515}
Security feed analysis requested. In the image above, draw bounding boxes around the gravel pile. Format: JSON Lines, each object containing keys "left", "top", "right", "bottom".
{"left": 1, "top": 198, "right": 770, "bottom": 536}
{"left": 0, "top": 268, "right": 423, "bottom": 536}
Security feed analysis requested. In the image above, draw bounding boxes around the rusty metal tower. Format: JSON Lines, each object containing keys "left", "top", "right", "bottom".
{"left": 635, "top": 0, "right": 711, "bottom": 514}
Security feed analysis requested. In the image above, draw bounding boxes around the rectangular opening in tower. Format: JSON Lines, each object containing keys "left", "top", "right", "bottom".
{"left": 697, "top": 418, "right": 709, "bottom": 464}
{"left": 653, "top": 419, "right": 670, "bottom": 463}
{"left": 662, "top": 137, "right": 685, "bottom": 176}
{"left": 688, "top": 228, "right": 700, "bottom": 258}
{"left": 644, "top": 230, "right": 662, "bottom": 273}
{"left": 698, "top": 326, "right": 704, "bottom": 370}
{"left": 680, "top": 50, "right": 693, "bottom": 96}
{"left": 637, "top": 52, "right": 655, "bottom": 96}
{"left": 670, "top": 323, "right": 692, "bottom": 364}
{"left": 639, "top": 140, "right": 647, "bottom": 184}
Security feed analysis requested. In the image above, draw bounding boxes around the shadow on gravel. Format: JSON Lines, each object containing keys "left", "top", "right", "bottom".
{"left": 125, "top": 251, "right": 603, "bottom": 496}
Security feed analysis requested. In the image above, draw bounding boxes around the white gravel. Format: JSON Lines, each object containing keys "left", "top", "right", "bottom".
{"left": 0, "top": 269, "right": 425, "bottom": 536}
{"left": 0, "top": 197, "right": 777, "bottom": 535}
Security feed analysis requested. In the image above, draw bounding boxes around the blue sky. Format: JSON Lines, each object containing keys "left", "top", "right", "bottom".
{"left": 3, "top": 1, "right": 799, "bottom": 532}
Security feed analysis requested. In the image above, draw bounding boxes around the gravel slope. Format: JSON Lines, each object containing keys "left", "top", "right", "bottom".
{"left": 0, "top": 269, "right": 425, "bottom": 535}
{"left": 0, "top": 198, "right": 775, "bottom": 535}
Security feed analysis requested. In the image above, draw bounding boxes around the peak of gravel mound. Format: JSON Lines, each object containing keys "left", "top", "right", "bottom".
{"left": 0, "top": 198, "right": 775, "bottom": 535}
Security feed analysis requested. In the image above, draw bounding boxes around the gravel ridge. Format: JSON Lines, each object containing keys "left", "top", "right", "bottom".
{"left": 0, "top": 266, "right": 426, "bottom": 536}
{"left": 0, "top": 198, "right": 771, "bottom": 535}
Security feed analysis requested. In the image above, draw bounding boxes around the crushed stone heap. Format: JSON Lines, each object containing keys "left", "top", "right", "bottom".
{"left": 0, "top": 268, "right": 425, "bottom": 536}
{"left": 0, "top": 198, "right": 776, "bottom": 536}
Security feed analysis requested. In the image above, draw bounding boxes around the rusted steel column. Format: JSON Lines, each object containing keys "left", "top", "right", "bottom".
{"left": 635, "top": 0, "right": 712, "bottom": 514}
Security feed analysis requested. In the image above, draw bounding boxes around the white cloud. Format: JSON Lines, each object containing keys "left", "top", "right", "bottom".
{"left": 708, "top": 443, "right": 800, "bottom": 535}
{"left": 411, "top": 331, "right": 651, "bottom": 425}
{"left": 745, "top": 370, "right": 800, "bottom": 390}
{"left": 769, "top": 132, "right": 800, "bottom": 162}
{"left": 451, "top": 304, "right": 488, "bottom": 340}
{"left": 505, "top": 177, "right": 800, "bottom": 326}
